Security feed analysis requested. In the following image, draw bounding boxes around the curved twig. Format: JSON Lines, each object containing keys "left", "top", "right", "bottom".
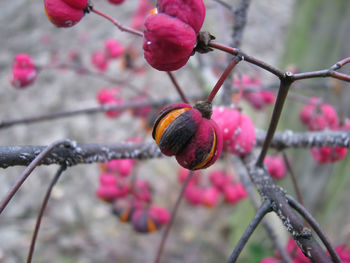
{"left": 0, "top": 139, "right": 74, "bottom": 214}
{"left": 154, "top": 171, "right": 193, "bottom": 263}
{"left": 26, "top": 165, "right": 67, "bottom": 263}
{"left": 227, "top": 200, "right": 272, "bottom": 263}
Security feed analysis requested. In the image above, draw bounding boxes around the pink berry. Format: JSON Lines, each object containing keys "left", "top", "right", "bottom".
{"left": 99, "top": 172, "right": 117, "bottom": 185}
{"left": 96, "top": 88, "right": 124, "bottom": 118}
{"left": 264, "top": 155, "right": 286, "bottom": 179}
{"left": 259, "top": 258, "right": 277, "bottom": 263}
{"left": 105, "top": 159, "right": 134, "bottom": 177}
{"left": 184, "top": 184, "right": 203, "bottom": 205}
{"left": 104, "top": 39, "right": 124, "bottom": 59}
{"left": 158, "top": 0, "right": 206, "bottom": 33}
{"left": 44, "top": 0, "right": 85, "bottom": 28}
{"left": 223, "top": 183, "right": 247, "bottom": 204}
{"left": 149, "top": 205, "right": 170, "bottom": 225}
{"left": 91, "top": 50, "right": 109, "bottom": 72}
{"left": 202, "top": 187, "right": 220, "bottom": 207}
{"left": 209, "top": 169, "right": 232, "bottom": 191}
{"left": 10, "top": 54, "right": 37, "bottom": 89}
{"left": 108, "top": 0, "right": 125, "bottom": 5}
{"left": 133, "top": 180, "right": 152, "bottom": 203}
{"left": 211, "top": 106, "right": 240, "bottom": 142}
{"left": 227, "top": 113, "right": 256, "bottom": 156}
{"left": 143, "top": 13, "right": 196, "bottom": 71}
{"left": 62, "top": 0, "right": 88, "bottom": 9}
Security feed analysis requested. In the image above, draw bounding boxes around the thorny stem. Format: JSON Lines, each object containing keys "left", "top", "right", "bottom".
{"left": 0, "top": 139, "right": 74, "bottom": 215}
{"left": 287, "top": 195, "right": 341, "bottom": 263}
{"left": 166, "top": 72, "right": 190, "bottom": 104}
{"left": 26, "top": 165, "right": 67, "bottom": 263}
{"left": 207, "top": 57, "right": 241, "bottom": 103}
{"left": 227, "top": 200, "right": 272, "bottom": 263}
{"left": 154, "top": 171, "right": 193, "bottom": 263}
{"left": 282, "top": 151, "right": 304, "bottom": 206}
{"left": 256, "top": 76, "right": 293, "bottom": 167}
{"left": 91, "top": 9, "right": 143, "bottom": 37}
{"left": 209, "top": 41, "right": 285, "bottom": 78}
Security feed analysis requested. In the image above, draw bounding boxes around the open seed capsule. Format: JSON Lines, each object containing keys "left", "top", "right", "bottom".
{"left": 152, "top": 102, "right": 223, "bottom": 170}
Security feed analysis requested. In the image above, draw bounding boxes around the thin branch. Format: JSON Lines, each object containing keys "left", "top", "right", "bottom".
{"left": 256, "top": 129, "right": 350, "bottom": 149}
{"left": 257, "top": 76, "right": 293, "bottom": 166}
{"left": 26, "top": 165, "right": 67, "bottom": 263}
{"left": 0, "top": 95, "right": 204, "bottom": 129}
{"left": 166, "top": 72, "right": 189, "bottom": 104}
{"left": 91, "top": 8, "right": 143, "bottom": 37}
{"left": 227, "top": 200, "right": 272, "bottom": 263}
{"left": 209, "top": 41, "right": 285, "bottom": 78}
{"left": 282, "top": 151, "right": 304, "bottom": 206}
{"left": 287, "top": 195, "right": 341, "bottom": 263}
{"left": 231, "top": 0, "right": 252, "bottom": 48}
{"left": 0, "top": 139, "right": 74, "bottom": 214}
{"left": 0, "top": 142, "right": 161, "bottom": 168}
{"left": 235, "top": 156, "right": 293, "bottom": 263}
{"left": 153, "top": 171, "right": 193, "bottom": 263}
{"left": 207, "top": 57, "right": 241, "bottom": 103}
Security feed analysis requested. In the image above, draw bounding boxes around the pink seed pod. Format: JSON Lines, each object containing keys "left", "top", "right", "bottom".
{"left": 211, "top": 106, "right": 240, "bottom": 142}
{"left": 223, "top": 183, "right": 247, "bottom": 204}
{"left": 227, "top": 113, "right": 256, "bottom": 156}
{"left": 209, "top": 169, "right": 233, "bottom": 191}
{"left": 153, "top": 102, "right": 223, "bottom": 170}
{"left": 62, "top": 0, "right": 88, "bottom": 9}
{"left": 99, "top": 172, "right": 117, "bottom": 185}
{"left": 243, "top": 91, "right": 265, "bottom": 110}
{"left": 105, "top": 159, "right": 134, "bottom": 177}
{"left": 104, "top": 39, "right": 124, "bottom": 59}
{"left": 202, "top": 187, "right": 220, "bottom": 207}
{"left": 10, "top": 54, "right": 37, "bottom": 89}
{"left": 260, "top": 90, "right": 275, "bottom": 104}
{"left": 131, "top": 208, "right": 160, "bottom": 233}
{"left": 44, "top": 0, "right": 85, "bottom": 28}
{"left": 108, "top": 0, "right": 125, "bottom": 5}
{"left": 311, "top": 147, "right": 347, "bottom": 163}
{"left": 96, "top": 87, "right": 124, "bottom": 118}
{"left": 184, "top": 184, "right": 203, "bottom": 205}
{"left": 264, "top": 155, "right": 286, "bottom": 179}
{"left": 148, "top": 205, "right": 170, "bottom": 225}
{"left": 157, "top": 0, "right": 206, "bottom": 33}
{"left": 133, "top": 180, "right": 152, "bottom": 203}
{"left": 96, "top": 179, "right": 130, "bottom": 202}
{"left": 334, "top": 245, "right": 350, "bottom": 262}
{"left": 143, "top": 13, "right": 196, "bottom": 71}
{"left": 91, "top": 50, "right": 109, "bottom": 72}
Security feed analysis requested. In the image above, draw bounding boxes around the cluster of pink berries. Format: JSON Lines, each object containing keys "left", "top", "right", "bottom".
{"left": 211, "top": 106, "right": 256, "bottom": 156}
{"left": 233, "top": 75, "right": 275, "bottom": 110}
{"left": 91, "top": 39, "right": 125, "bottom": 72}
{"left": 299, "top": 97, "right": 348, "bottom": 163}
{"left": 97, "top": 159, "right": 170, "bottom": 233}
{"left": 97, "top": 87, "right": 124, "bottom": 118}
{"left": 143, "top": 0, "right": 205, "bottom": 71}
{"left": 178, "top": 168, "right": 247, "bottom": 207}
{"left": 260, "top": 238, "right": 350, "bottom": 263}
{"left": 10, "top": 54, "right": 37, "bottom": 89}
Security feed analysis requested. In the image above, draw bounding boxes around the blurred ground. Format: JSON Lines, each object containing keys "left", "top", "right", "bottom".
{"left": 0, "top": 0, "right": 332, "bottom": 263}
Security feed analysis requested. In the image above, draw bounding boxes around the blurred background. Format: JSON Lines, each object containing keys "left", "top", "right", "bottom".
{"left": 0, "top": 0, "right": 350, "bottom": 262}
